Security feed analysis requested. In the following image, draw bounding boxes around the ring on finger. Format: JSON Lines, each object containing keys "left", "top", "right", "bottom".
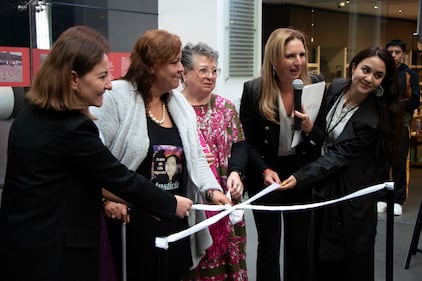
{"left": 111, "top": 214, "right": 116, "bottom": 219}
{"left": 185, "top": 211, "right": 189, "bottom": 217}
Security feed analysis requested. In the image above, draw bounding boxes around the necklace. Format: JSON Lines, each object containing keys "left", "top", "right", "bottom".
{"left": 326, "top": 93, "right": 359, "bottom": 139}
{"left": 321, "top": 93, "right": 359, "bottom": 155}
{"left": 147, "top": 102, "right": 166, "bottom": 125}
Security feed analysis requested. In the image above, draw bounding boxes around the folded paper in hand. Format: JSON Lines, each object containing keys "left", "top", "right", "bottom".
{"left": 291, "top": 81, "right": 326, "bottom": 147}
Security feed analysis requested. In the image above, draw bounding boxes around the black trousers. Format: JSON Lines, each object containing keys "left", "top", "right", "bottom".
{"left": 252, "top": 155, "right": 314, "bottom": 281}
{"left": 379, "top": 126, "right": 409, "bottom": 204}
{"left": 391, "top": 126, "right": 409, "bottom": 204}
{"left": 253, "top": 202, "right": 313, "bottom": 281}
{"left": 317, "top": 247, "right": 374, "bottom": 281}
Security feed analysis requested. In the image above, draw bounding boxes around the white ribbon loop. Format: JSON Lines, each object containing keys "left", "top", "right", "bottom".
{"left": 155, "top": 182, "right": 390, "bottom": 249}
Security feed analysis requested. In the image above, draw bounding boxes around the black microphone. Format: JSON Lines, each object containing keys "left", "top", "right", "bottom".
{"left": 292, "top": 79, "right": 304, "bottom": 130}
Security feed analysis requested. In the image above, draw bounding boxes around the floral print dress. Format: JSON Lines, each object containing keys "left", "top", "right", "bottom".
{"left": 182, "top": 93, "right": 248, "bottom": 281}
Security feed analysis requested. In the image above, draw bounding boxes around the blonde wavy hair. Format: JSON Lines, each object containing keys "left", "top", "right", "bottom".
{"left": 260, "top": 28, "right": 311, "bottom": 124}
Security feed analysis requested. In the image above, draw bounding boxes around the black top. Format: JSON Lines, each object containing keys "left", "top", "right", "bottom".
{"left": 0, "top": 104, "right": 176, "bottom": 281}
{"left": 294, "top": 78, "right": 384, "bottom": 260}
{"left": 120, "top": 117, "right": 191, "bottom": 281}
{"left": 240, "top": 77, "right": 326, "bottom": 202}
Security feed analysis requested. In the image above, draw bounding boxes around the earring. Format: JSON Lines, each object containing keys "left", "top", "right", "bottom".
{"left": 375, "top": 85, "right": 384, "bottom": 97}
{"left": 272, "top": 66, "right": 276, "bottom": 76}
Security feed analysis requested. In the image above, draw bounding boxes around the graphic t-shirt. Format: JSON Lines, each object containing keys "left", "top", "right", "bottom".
{"left": 151, "top": 145, "right": 183, "bottom": 192}
{"left": 137, "top": 118, "right": 186, "bottom": 196}
{"left": 130, "top": 117, "right": 191, "bottom": 280}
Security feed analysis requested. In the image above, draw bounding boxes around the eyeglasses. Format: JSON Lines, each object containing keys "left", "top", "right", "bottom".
{"left": 195, "top": 66, "right": 221, "bottom": 78}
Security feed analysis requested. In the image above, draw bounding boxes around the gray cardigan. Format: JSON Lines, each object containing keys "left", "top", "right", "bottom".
{"left": 90, "top": 79, "right": 222, "bottom": 269}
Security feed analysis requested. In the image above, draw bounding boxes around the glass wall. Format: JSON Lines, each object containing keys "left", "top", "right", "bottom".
{"left": 1, "top": 0, "right": 158, "bottom": 84}
{"left": 3, "top": 0, "right": 419, "bottom": 83}
{"left": 1, "top": 0, "right": 157, "bottom": 50}
{"left": 262, "top": 0, "right": 419, "bottom": 83}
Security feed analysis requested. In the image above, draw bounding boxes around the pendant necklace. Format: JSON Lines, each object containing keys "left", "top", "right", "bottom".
{"left": 322, "top": 93, "right": 358, "bottom": 155}
{"left": 147, "top": 102, "right": 166, "bottom": 125}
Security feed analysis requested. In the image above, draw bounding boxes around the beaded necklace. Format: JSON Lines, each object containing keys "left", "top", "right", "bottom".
{"left": 147, "top": 102, "right": 166, "bottom": 125}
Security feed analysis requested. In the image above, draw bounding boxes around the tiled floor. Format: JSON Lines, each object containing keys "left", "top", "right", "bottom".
{"left": 244, "top": 168, "right": 422, "bottom": 281}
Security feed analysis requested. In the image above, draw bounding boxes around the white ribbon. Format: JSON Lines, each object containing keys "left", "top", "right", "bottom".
{"left": 226, "top": 190, "right": 244, "bottom": 224}
{"left": 155, "top": 182, "right": 390, "bottom": 249}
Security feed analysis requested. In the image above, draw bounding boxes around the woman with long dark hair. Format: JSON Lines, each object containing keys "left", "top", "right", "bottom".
{"left": 282, "top": 45, "right": 403, "bottom": 281}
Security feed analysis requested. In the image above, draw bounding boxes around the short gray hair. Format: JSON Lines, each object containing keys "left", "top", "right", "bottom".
{"left": 181, "top": 42, "right": 219, "bottom": 71}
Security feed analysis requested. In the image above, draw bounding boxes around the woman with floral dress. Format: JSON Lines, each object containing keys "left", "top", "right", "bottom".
{"left": 181, "top": 42, "right": 248, "bottom": 281}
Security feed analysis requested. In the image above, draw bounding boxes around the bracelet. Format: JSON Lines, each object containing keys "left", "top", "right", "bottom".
{"left": 205, "top": 190, "right": 214, "bottom": 202}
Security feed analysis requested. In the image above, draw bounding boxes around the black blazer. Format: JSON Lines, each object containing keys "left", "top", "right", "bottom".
{"left": 0, "top": 104, "right": 176, "bottom": 281}
{"left": 239, "top": 77, "right": 325, "bottom": 198}
{"left": 293, "top": 78, "right": 385, "bottom": 260}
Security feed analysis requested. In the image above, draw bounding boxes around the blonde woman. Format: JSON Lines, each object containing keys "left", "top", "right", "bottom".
{"left": 240, "top": 28, "right": 324, "bottom": 281}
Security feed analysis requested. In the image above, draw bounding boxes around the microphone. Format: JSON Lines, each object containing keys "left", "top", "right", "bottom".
{"left": 292, "top": 79, "right": 304, "bottom": 130}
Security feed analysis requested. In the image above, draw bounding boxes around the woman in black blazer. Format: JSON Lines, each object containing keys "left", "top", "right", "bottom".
{"left": 282, "top": 46, "right": 403, "bottom": 281}
{"left": 239, "top": 28, "right": 326, "bottom": 281}
{"left": 0, "top": 26, "right": 192, "bottom": 281}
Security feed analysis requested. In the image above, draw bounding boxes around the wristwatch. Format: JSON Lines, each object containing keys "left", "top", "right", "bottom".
{"left": 205, "top": 189, "right": 214, "bottom": 202}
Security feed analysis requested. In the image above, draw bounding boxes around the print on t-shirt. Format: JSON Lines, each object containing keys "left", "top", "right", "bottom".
{"left": 151, "top": 144, "right": 183, "bottom": 191}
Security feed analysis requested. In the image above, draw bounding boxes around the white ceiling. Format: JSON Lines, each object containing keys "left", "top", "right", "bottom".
{"left": 262, "top": 0, "right": 419, "bottom": 21}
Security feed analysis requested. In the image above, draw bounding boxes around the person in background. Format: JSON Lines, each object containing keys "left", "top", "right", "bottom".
{"left": 90, "top": 29, "right": 231, "bottom": 281}
{"left": 239, "top": 27, "right": 325, "bottom": 281}
{"left": 282, "top": 45, "right": 403, "bottom": 281}
{"left": 0, "top": 25, "right": 192, "bottom": 281}
{"left": 377, "top": 39, "right": 420, "bottom": 216}
{"left": 180, "top": 42, "right": 248, "bottom": 281}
